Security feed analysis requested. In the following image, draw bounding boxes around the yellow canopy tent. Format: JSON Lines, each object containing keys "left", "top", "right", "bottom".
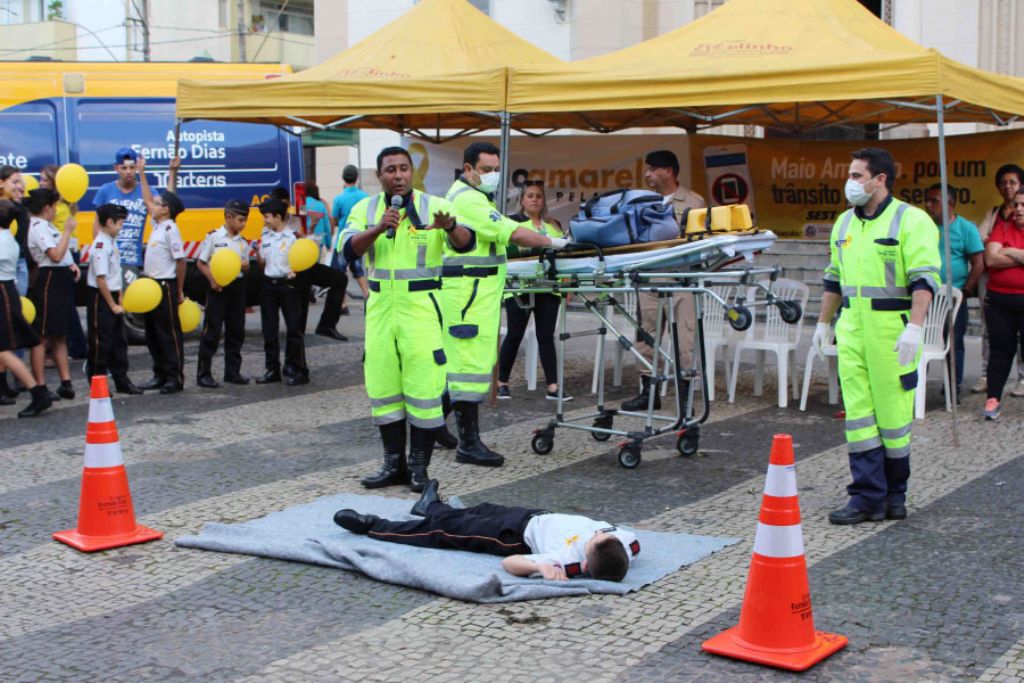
{"left": 175, "top": 0, "right": 562, "bottom": 141}
{"left": 506, "top": 0, "right": 1024, "bottom": 133}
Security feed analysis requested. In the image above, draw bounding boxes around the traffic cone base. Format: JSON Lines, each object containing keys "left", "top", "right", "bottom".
{"left": 53, "top": 376, "right": 163, "bottom": 552}
{"left": 702, "top": 626, "right": 847, "bottom": 672}
{"left": 702, "top": 434, "right": 846, "bottom": 671}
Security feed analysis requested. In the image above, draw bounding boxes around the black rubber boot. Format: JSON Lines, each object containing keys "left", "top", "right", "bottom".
{"left": 407, "top": 426, "right": 435, "bottom": 493}
{"left": 410, "top": 479, "right": 441, "bottom": 516}
{"left": 18, "top": 385, "right": 53, "bottom": 418}
{"left": 453, "top": 401, "right": 504, "bottom": 467}
{"left": 360, "top": 420, "right": 408, "bottom": 489}
{"left": 621, "top": 375, "right": 661, "bottom": 411}
{"left": 435, "top": 391, "right": 458, "bottom": 449}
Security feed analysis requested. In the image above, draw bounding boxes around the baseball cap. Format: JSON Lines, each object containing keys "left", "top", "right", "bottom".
{"left": 114, "top": 147, "right": 138, "bottom": 165}
{"left": 225, "top": 198, "right": 250, "bottom": 216}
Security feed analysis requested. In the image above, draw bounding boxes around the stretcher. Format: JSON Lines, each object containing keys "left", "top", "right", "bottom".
{"left": 504, "top": 231, "right": 802, "bottom": 469}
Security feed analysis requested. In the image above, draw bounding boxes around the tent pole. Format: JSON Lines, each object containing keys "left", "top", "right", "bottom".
{"left": 935, "top": 94, "right": 960, "bottom": 446}
{"left": 498, "top": 111, "right": 511, "bottom": 214}
{"left": 171, "top": 118, "right": 182, "bottom": 192}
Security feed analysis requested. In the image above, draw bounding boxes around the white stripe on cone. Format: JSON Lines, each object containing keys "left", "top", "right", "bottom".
{"left": 83, "top": 441, "right": 125, "bottom": 469}
{"left": 763, "top": 464, "right": 798, "bottom": 497}
{"left": 752, "top": 521, "right": 805, "bottom": 559}
{"left": 87, "top": 396, "right": 115, "bottom": 424}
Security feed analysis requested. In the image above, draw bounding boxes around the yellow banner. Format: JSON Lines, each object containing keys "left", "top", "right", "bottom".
{"left": 690, "top": 130, "right": 1024, "bottom": 238}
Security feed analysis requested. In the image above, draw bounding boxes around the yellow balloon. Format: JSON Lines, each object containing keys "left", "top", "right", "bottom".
{"left": 178, "top": 299, "right": 201, "bottom": 333}
{"left": 55, "top": 163, "right": 89, "bottom": 203}
{"left": 20, "top": 296, "right": 35, "bottom": 325}
{"left": 122, "top": 277, "right": 163, "bottom": 314}
{"left": 22, "top": 174, "right": 39, "bottom": 193}
{"left": 210, "top": 248, "right": 242, "bottom": 286}
{"left": 288, "top": 238, "right": 319, "bottom": 273}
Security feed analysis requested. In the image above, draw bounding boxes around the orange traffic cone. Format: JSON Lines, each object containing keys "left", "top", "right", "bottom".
{"left": 52, "top": 376, "right": 163, "bottom": 552}
{"left": 702, "top": 433, "right": 847, "bottom": 671}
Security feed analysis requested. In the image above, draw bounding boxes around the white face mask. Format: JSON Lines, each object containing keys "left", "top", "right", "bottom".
{"left": 476, "top": 171, "right": 501, "bottom": 194}
{"left": 844, "top": 177, "right": 875, "bottom": 207}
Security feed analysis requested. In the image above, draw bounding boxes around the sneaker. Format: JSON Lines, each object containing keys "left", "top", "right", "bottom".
{"left": 983, "top": 398, "right": 1001, "bottom": 421}
{"left": 496, "top": 385, "right": 511, "bottom": 400}
{"left": 546, "top": 389, "right": 574, "bottom": 402}
{"left": 1011, "top": 379, "right": 1024, "bottom": 397}
{"left": 971, "top": 376, "right": 987, "bottom": 394}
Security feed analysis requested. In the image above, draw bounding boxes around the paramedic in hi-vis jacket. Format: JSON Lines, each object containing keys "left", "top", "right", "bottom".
{"left": 814, "top": 147, "right": 941, "bottom": 526}
{"left": 443, "top": 142, "right": 570, "bottom": 467}
{"left": 339, "top": 147, "right": 475, "bottom": 493}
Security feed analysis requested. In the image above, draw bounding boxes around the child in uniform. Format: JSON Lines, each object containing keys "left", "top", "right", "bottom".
{"left": 86, "top": 203, "right": 141, "bottom": 395}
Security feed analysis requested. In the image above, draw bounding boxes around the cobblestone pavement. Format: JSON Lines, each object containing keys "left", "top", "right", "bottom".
{"left": 1, "top": 305, "right": 1021, "bottom": 682}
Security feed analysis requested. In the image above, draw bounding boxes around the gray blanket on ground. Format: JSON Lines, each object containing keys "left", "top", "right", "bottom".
{"left": 175, "top": 494, "right": 738, "bottom": 603}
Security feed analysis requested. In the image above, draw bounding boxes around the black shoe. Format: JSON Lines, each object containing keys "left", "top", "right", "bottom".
{"left": 139, "top": 376, "right": 166, "bottom": 391}
{"left": 282, "top": 365, "right": 297, "bottom": 378}
{"left": 332, "top": 509, "right": 380, "bottom": 534}
{"left": 496, "top": 385, "right": 512, "bottom": 400}
{"left": 546, "top": 389, "right": 573, "bottom": 402}
{"left": 159, "top": 382, "right": 184, "bottom": 395}
{"left": 256, "top": 370, "right": 281, "bottom": 384}
{"left": 361, "top": 421, "right": 408, "bottom": 489}
{"left": 112, "top": 376, "right": 143, "bottom": 395}
{"left": 0, "top": 372, "right": 18, "bottom": 399}
{"left": 223, "top": 374, "right": 250, "bottom": 385}
{"left": 886, "top": 502, "right": 908, "bottom": 520}
{"left": 435, "top": 424, "right": 458, "bottom": 450}
{"left": 411, "top": 479, "right": 441, "bottom": 516}
{"left": 828, "top": 504, "right": 885, "bottom": 525}
{"left": 286, "top": 373, "right": 310, "bottom": 386}
{"left": 316, "top": 327, "right": 348, "bottom": 342}
{"left": 18, "top": 385, "right": 53, "bottom": 418}
{"left": 0, "top": 393, "right": 14, "bottom": 406}
{"left": 197, "top": 375, "right": 220, "bottom": 389}
{"left": 45, "top": 388, "right": 61, "bottom": 402}
{"left": 621, "top": 375, "right": 661, "bottom": 411}
{"left": 57, "top": 380, "right": 75, "bottom": 400}
{"left": 453, "top": 401, "right": 505, "bottom": 467}
{"left": 341, "top": 306, "right": 350, "bottom": 316}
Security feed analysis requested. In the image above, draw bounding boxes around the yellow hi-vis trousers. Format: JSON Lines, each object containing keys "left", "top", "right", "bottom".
{"left": 364, "top": 279, "right": 447, "bottom": 428}
{"left": 441, "top": 271, "right": 504, "bottom": 403}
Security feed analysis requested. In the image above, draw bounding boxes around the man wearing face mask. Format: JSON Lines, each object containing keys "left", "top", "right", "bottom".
{"left": 814, "top": 147, "right": 940, "bottom": 525}
{"left": 442, "top": 142, "right": 570, "bottom": 467}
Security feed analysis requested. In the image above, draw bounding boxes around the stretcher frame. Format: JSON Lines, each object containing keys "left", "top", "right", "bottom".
{"left": 505, "top": 238, "right": 800, "bottom": 468}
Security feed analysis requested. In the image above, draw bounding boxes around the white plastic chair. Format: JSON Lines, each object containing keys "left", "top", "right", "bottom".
{"left": 727, "top": 279, "right": 810, "bottom": 408}
{"left": 914, "top": 287, "right": 962, "bottom": 419}
{"left": 799, "top": 323, "right": 839, "bottom": 411}
{"left": 701, "top": 285, "right": 738, "bottom": 402}
{"left": 591, "top": 290, "right": 637, "bottom": 393}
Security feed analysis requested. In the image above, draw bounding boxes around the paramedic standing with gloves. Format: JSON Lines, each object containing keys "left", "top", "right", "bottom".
{"left": 442, "top": 142, "right": 570, "bottom": 467}
{"left": 814, "top": 148, "right": 940, "bottom": 525}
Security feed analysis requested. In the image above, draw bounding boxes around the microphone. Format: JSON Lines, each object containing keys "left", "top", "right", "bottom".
{"left": 386, "top": 194, "right": 402, "bottom": 239}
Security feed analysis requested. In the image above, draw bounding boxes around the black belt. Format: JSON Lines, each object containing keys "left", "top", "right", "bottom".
{"left": 841, "top": 296, "right": 911, "bottom": 311}
{"left": 153, "top": 278, "right": 176, "bottom": 284}
{"left": 265, "top": 276, "right": 292, "bottom": 286}
{"left": 442, "top": 265, "right": 499, "bottom": 278}
{"left": 368, "top": 279, "right": 442, "bottom": 293}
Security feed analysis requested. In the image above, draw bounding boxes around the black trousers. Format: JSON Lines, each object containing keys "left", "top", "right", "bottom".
{"left": 198, "top": 279, "right": 246, "bottom": 378}
{"left": 498, "top": 294, "right": 560, "bottom": 385}
{"left": 985, "top": 290, "right": 1024, "bottom": 401}
{"left": 297, "top": 262, "right": 347, "bottom": 332}
{"left": 365, "top": 502, "right": 545, "bottom": 557}
{"left": 85, "top": 288, "right": 129, "bottom": 380}
{"left": 144, "top": 279, "right": 184, "bottom": 385}
{"left": 260, "top": 277, "right": 306, "bottom": 374}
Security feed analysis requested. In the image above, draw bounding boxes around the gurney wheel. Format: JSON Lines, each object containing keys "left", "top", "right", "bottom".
{"left": 532, "top": 431, "right": 554, "bottom": 455}
{"left": 677, "top": 430, "right": 699, "bottom": 457}
{"left": 618, "top": 443, "right": 641, "bottom": 469}
{"left": 727, "top": 305, "right": 752, "bottom": 332}
{"left": 591, "top": 415, "right": 613, "bottom": 441}
{"left": 778, "top": 299, "right": 803, "bottom": 324}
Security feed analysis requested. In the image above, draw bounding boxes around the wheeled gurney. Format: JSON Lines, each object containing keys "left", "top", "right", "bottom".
{"left": 504, "top": 231, "right": 803, "bottom": 468}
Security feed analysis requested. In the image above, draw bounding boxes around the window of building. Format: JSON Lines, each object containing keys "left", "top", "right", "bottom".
{"left": 256, "top": 0, "right": 314, "bottom": 36}
{"left": 0, "top": 0, "right": 43, "bottom": 25}
{"left": 468, "top": 0, "right": 489, "bottom": 14}
{"left": 219, "top": 0, "right": 229, "bottom": 28}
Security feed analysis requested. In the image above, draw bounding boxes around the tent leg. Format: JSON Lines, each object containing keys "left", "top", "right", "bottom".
{"left": 935, "top": 94, "right": 959, "bottom": 446}
{"left": 171, "top": 118, "right": 182, "bottom": 193}
{"left": 498, "top": 111, "right": 511, "bottom": 214}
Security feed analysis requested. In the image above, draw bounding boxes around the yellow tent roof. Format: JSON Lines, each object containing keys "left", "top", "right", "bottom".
{"left": 507, "top": 0, "right": 1024, "bottom": 132}
{"left": 176, "top": 0, "right": 561, "bottom": 134}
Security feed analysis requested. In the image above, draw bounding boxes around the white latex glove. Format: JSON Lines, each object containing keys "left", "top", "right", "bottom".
{"left": 548, "top": 237, "right": 569, "bottom": 249}
{"left": 894, "top": 323, "right": 924, "bottom": 366}
{"left": 811, "top": 322, "right": 830, "bottom": 356}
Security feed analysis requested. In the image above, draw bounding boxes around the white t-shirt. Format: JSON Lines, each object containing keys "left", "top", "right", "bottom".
{"left": 87, "top": 231, "right": 122, "bottom": 291}
{"left": 521, "top": 513, "right": 639, "bottom": 577}
{"left": 0, "top": 229, "right": 18, "bottom": 281}
{"left": 143, "top": 219, "right": 185, "bottom": 279}
{"left": 28, "top": 216, "right": 73, "bottom": 267}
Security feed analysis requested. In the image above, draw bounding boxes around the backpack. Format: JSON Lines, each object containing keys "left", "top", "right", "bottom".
{"left": 568, "top": 189, "right": 680, "bottom": 247}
